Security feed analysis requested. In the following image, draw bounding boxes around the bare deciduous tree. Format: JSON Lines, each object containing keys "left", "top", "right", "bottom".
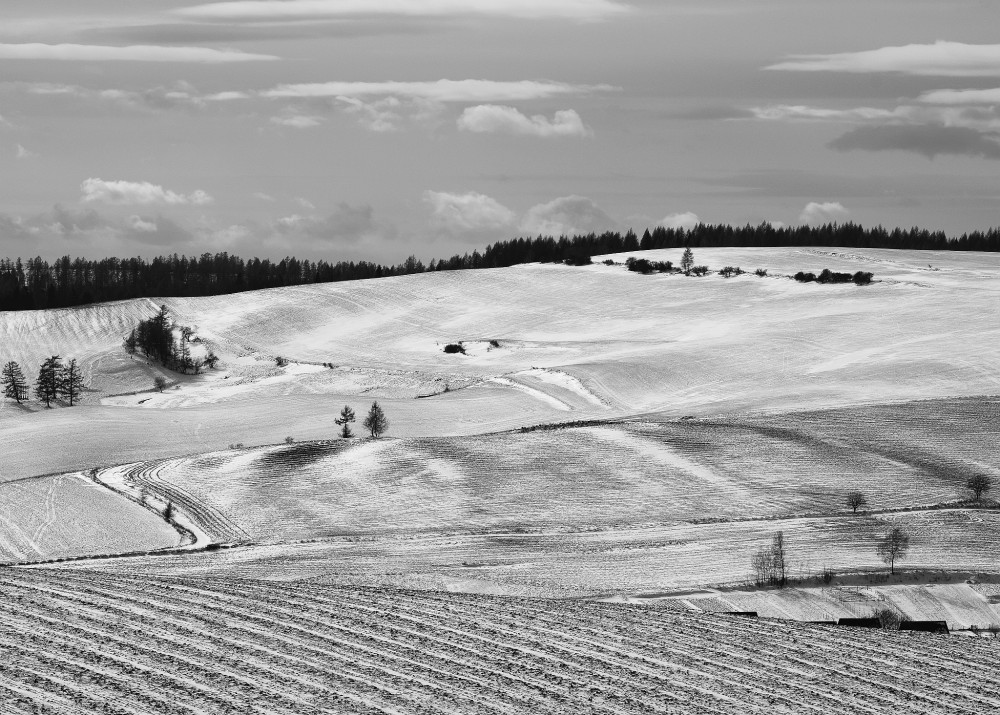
{"left": 875, "top": 527, "right": 910, "bottom": 575}
{"left": 154, "top": 376, "right": 167, "bottom": 392}
{"left": 750, "top": 531, "right": 789, "bottom": 587}
{"left": 967, "top": 474, "right": 992, "bottom": 502}
{"left": 846, "top": 491, "right": 868, "bottom": 514}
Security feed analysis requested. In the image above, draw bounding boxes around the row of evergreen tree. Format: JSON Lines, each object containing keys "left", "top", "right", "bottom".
{"left": 2, "top": 357, "right": 84, "bottom": 408}
{"left": 2, "top": 222, "right": 999, "bottom": 310}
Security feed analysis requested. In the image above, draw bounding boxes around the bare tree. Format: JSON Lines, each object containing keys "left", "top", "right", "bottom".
{"left": 362, "top": 401, "right": 389, "bottom": 439}
{"left": 335, "top": 405, "right": 356, "bottom": 438}
{"left": 154, "top": 376, "right": 168, "bottom": 392}
{"left": 875, "top": 527, "right": 910, "bottom": 575}
{"left": 750, "top": 531, "right": 789, "bottom": 587}
{"left": 967, "top": 475, "right": 992, "bottom": 502}
{"left": 846, "top": 491, "right": 868, "bottom": 514}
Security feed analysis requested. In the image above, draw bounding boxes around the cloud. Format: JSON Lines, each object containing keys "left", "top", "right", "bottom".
{"left": 294, "top": 197, "right": 316, "bottom": 209}
{"left": 0, "top": 43, "right": 278, "bottom": 63}
{"left": 273, "top": 203, "right": 381, "bottom": 243}
{"left": 127, "top": 215, "right": 159, "bottom": 233}
{"left": 520, "top": 195, "right": 618, "bottom": 236}
{"left": 175, "top": 0, "right": 630, "bottom": 22}
{"left": 828, "top": 124, "right": 1000, "bottom": 160}
{"left": 749, "top": 105, "right": 904, "bottom": 123}
{"left": 423, "top": 191, "right": 517, "bottom": 233}
{"left": 457, "top": 105, "right": 591, "bottom": 137}
{"left": 918, "top": 88, "right": 1000, "bottom": 105}
{"left": 80, "top": 178, "right": 215, "bottom": 206}
{"left": 15, "top": 144, "right": 35, "bottom": 160}
{"left": 253, "top": 192, "right": 276, "bottom": 202}
{"left": 799, "top": 202, "right": 850, "bottom": 226}
{"left": 261, "top": 79, "right": 613, "bottom": 102}
{"left": 766, "top": 41, "right": 1000, "bottom": 77}
{"left": 270, "top": 114, "right": 325, "bottom": 128}
{"left": 658, "top": 211, "right": 701, "bottom": 230}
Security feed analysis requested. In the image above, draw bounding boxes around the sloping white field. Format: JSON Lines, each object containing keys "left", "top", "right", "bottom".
{"left": 0, "top": 473, "right": 179, "bottom": 562}
{"left": 90, "top": 413, "right": 989, "bottom": 545}
{"left": 55, "top": 509, "right": 1000, "bottom": 600}
{"left": 1, "top": 247, "right": 999, "bottom": 423}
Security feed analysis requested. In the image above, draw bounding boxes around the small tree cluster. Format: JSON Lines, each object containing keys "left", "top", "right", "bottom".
{"left": 124, "top": 304, "right": 213, "bottom": 374}
{"left": 751, "top": 531, "right": 789, "bottom": 587}
{"left": 754, "top": 268, "right": 768, "bottom": 277}
{"left": 443, "top": 343, "right": 466, "bottom": 354}
{"left": 794, "top": 269, "right": 875, "bottom": 285}
{"left": 625, "top": 257, "right": 673, "bottom": 274}
{"left": 718, "top": 266, "right": 744, "bottom": 277}
{"left": 21, "top": 356, "right": 85, "bottom": 408}
{"left": 690, "top": 266, "right": 710, "bottom": 276}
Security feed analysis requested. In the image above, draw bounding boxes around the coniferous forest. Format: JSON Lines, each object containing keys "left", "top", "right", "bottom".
{"left": 1, "top": 222, "right": 999, "bottom": 311}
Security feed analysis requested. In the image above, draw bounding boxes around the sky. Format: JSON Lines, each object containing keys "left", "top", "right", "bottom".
{"left": 1, "top": 0, "right": 1000, "bottom": 263}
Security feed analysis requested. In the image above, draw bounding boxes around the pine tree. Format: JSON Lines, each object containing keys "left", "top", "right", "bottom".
{"left": 362, "top": 401, "right": 389, "bottom": 438}
{"left": 1, "top": 361, "right": 28, "bottom": 403}
{"left": 60, "top": 358, "right": 84, "bottom": 406}
{"left": 681, "top": 247, "right": 694, "bottom": 275}
{"left": 123, "top": 327, "right": 137, "bottom": 355}
{"left": 35, "top": 355, "right": 62, "bottom": 407}
{"left": 335, "top": 405, "right": 356, "bottom": 438}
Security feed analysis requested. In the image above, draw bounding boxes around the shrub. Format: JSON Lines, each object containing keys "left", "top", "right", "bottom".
{"left": 443, "top": 343, "right": 466, "bottom": 354}
{"left": 563, "top": 254, "right": 593, "bottom": 266}
{"left": 754, "top": 268, "right": 767, "bottom": 277}
{"left": 602, "top": 259, "right": 615, "bottom": 266}
{"left": 817, "top": 269, "right": 853, "bottom": 284}
{"left": 794, "top": 271, "right": 816, "bottom": 282}
{"left": 488, "top": 339, "right": 501, "bottom": 348}
{"left": 285, "top": 436, "right": 294, "bottom": 444}
{"left": 719, "top": 266, "right": 743, "bottom": 278}
{"left": 691, "top": 266, "right": 709, "bottom": 276}
{"left": 873, "top": 606, "right": 907, "bottom": 630}
{"left": 853, "top": 271, "right": 874, "bottom": 285}
{"left": 275, "top": 356, "right": 289, "bottom": 367}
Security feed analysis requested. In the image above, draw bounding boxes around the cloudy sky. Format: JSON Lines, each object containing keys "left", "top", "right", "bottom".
{"left": 1, "top": 0, "right": 999, "bottom": 262}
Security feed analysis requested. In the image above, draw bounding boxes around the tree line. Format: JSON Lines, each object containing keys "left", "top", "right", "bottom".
{"left": 2, "top": 222, "right": 999, "bottom": 311}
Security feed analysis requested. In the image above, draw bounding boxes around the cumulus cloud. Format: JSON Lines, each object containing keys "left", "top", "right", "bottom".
{"left": 799, "top": 202, "right": 850, "bottom": 226}
{"left": 270, "top": 114, "right": 325, "bottom": 128}
{"left": 520, "top": 195, "right": 618, "bottom": 236}
{"left": 15, "top": 144, "right": 35, "bottom": 159}
{"left": 457, "top": 105, "right": 591, "bottom": 137}
{"left": 261, "top": 79, "right": 614, "bottom": 102}
{"left": 0, "top": 43, "right": 278, "bottom": 63}
{"left": 175, "top": 0, "right": 630, "bottom": 21}
{"left": 658, "top": 212, "right": 701, "bottom": 230}
{"left": 80, "top": 178, "right": 214, "bottom": 206}
{"left": 828, "top": 124, "right": 1000, "bottom": 160}
{"left": 766, "top": 41, "right": 1000, "bottom": 77}
{"left": 423, "top": 190, "right": 517, "bottom": 233}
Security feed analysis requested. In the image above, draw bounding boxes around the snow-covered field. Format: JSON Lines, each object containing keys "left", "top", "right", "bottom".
{"left": 2, "top": 568, "right": 999, "bottom": 715}
{"left": 2, "top": 248, "right": 1000, "bottom": 710}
